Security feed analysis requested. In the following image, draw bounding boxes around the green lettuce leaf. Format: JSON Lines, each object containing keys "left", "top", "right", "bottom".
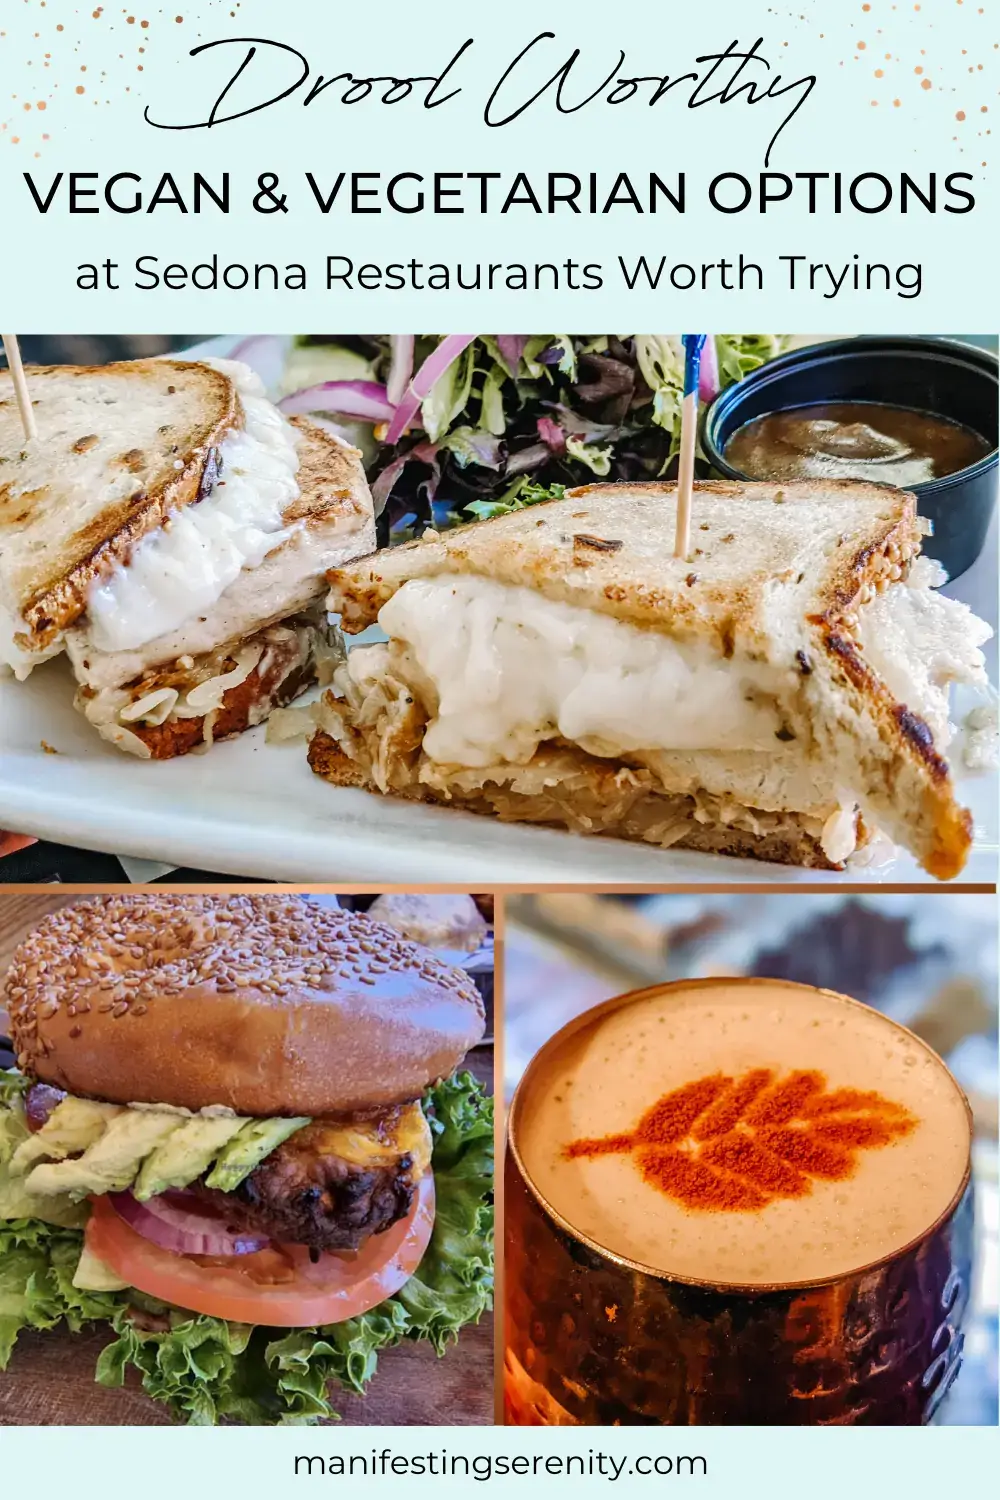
{"left": 465, "top": 478, "right": 565, "bottom": 521}
{"left": 565, "top": 434, "right": 612, "bottom": 476}
{"left": 715, "top": 333, "right": 789, "bottom": 388}
{"left": 0, "top": 1073, "right": 493, "bottom": 1425}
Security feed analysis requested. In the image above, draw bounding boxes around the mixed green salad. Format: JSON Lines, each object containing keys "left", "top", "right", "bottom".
{"left": 273, "top": 333, "right": 798, "bottom": 535}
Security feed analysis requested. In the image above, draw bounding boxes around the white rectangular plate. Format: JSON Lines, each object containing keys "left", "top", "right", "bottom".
{"left": 1, "top": 657, "right": 995, "bottom": 883}
{"left": 1, "top": 337, "right": 995, "bottom": 885}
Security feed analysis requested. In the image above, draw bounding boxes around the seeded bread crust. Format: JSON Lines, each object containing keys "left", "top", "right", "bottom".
{"left": 1, "top": 360, "right": 241, "bottom": 649}
{"left": 6, "top": 895, "right": 486, "bottom": 1115}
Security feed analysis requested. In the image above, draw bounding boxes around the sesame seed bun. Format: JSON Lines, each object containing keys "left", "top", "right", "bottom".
{"left": 5, "top": 895, "right": 486, "bottom": 1116}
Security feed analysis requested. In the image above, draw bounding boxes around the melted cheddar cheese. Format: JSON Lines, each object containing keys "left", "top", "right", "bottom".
{"left": 309, "top": 1102, "right": 433, "bottom": 1179}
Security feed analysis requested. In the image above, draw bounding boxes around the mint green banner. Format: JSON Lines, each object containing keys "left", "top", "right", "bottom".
{"left": 0, "top": 0, "right": 995, "bottom": 329}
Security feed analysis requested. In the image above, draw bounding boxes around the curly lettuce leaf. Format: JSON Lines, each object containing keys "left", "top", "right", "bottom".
{"left": 0, "top": 1219, "right": 120, "bottom": 1368}
{"left": 465, "top": 478, "right": 566, "bottom": 521}
{"left": 565, "top": 434, "right": 612, "bottom": 476}
{"left": 0, "top": 1073, "right": 493, "bottom": 1425}
{"left": 716, "top": 333, "right": 789, "bottom": 387}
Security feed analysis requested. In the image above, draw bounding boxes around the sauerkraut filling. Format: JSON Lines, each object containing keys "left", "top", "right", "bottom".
{"left": 77, "top": 615, "right": 341, "bottom": 758}
{"left": 309, "top": 664, "right": 860, "bottom": 864}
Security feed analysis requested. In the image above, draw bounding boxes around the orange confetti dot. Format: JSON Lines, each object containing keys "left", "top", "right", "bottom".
{"left": 893, "top": 97, "right": 901, "bottom": 106}
{"left": 37, "top": 101, "right": 46, "bottom": 110}
{"left": 859, "top": 40, "right": 867, "bottom": 49}
{"left": 982, "top": 105, "right": 989, "bottom": 113}
{"left": 915, "top": 65, "right": 923, "bottom": 73}
{"left": 957, "top": 110, "right": 967, "bottom": 120}
{"left": 921, "top": 78, "right": 932, "bottom": 89}
{"left": 875, "top": 68, "right": 884, "bottom": 77}
{"left": 863, "top": 3, "right": 870, "bottom": 9}
{"left": 76, "top": 85, "right": 85, "bottom": 94}
{"left": 175, "top": 14, "right": 184, "bottom": 21}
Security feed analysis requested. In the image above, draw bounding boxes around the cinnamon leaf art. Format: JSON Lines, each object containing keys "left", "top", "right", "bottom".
{"left": 565, "top": 1070, "right": 916, "bottom": 1212}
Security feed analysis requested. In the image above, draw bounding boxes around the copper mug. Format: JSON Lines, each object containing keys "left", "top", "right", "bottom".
{"left": 504, "top": 980, "right": 973, "bottom": 1426}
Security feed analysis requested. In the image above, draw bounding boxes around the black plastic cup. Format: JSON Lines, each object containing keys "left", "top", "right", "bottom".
{"left": 703, "top": 337, "right": 998, "bottom": 581}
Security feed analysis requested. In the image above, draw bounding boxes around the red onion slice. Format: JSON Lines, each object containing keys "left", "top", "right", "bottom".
{"left": 108, "top": 1190, "right": 270, "bottom": 1257}
{"left": 278, "top": 380, "right": 395, "bottom": 423}
{"left": 25, "top": 1082, "right": 66, "bottom": 1133}
{"left": 385, "top": 334, "right": 478, "bottom": 445}
{"left": 226, "top": 335, "right": 291, "bottom": 394}
{"left": 386, "top": 334, "right": 415, "bottom": 407}
{"left": 699, "top": 336, "right": 720, "bottom": 403}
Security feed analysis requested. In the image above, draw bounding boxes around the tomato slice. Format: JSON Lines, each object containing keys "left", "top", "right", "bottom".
{"left": 85, "top": 1174, "right": 435, "bottom": 1327}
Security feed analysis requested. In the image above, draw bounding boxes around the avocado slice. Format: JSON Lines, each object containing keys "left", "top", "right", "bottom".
{"left": 11, "top": 1096, "right": 122, "bottom": 1174}
{"left": 72, "top": 1243, "right": 131, "bottom": 1293}
{"left": 204, "top": 1116, "right": 310, "bottom": 1193}
{"left": 25, "top": 1111, "right": 183, "bottom": 1200}
{"left": 0, "top": 1156, "right": 90, "bottom": 1228}
{"left": 133, "top": 1115, "right": 249, "bottom": 1201}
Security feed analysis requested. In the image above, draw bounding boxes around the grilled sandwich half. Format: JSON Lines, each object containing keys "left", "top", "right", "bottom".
{"left": 0, "top": 357, "right": 375, "bottom": 757}
{"left": 309, "top": 480, "right": 991, "bottom": 879}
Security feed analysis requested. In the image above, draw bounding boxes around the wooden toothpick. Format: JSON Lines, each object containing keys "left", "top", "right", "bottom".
{"left": 2, "top": 335, "right": 37, "bottom": 443}
{"left": 674, "top": 335, "right": 706, "bottom": 561}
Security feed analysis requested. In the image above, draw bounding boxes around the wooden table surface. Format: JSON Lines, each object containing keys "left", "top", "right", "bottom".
{"left": 0, "top": 893, "right": 495, "bottom": 1426}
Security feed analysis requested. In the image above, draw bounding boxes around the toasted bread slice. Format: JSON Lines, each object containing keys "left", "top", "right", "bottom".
{"left": 322, "top": 481, "right": 976, "bottom": 879}
{"left": 67, "top": 421, "right": 375, "bottom": 757}
{"left": 1, "top": 360, "right": 240, "bottom": 649}
{"left": 66, "top": 420, "right": 375, "bottom": 694}
{"left": 327, "top": 479, "right": 924, "bottom": 648}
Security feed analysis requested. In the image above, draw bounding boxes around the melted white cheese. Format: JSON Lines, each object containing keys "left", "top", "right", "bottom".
{"left": 367, "top": 563, "right": 992, "bottom": 778}
{"left": 855, "top": 556, "right": 991, "bottom": 748}
{"left": 83, "top": 359, "right": 301, "bottom": 654}
{"left": 370, "top": 576, "right": 788, "bottom": 765}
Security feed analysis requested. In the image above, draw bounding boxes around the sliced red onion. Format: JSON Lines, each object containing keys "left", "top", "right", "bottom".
{"left": 109, "top": 1190, "right": 270, "bottom": 1257}
{"left": 699, "top": 336, "right": 720, "bottom": 403}
{"left": 385, "top": 334, "right": 478, "bottom": 446}
{"left": 536, "top": 416, "right": 566, "bottom": 456}
{"left": 226, "top": 335, "right": 291, "bottom": 395}
{"left": 278, "top": 380, "right": 395, "bottom": 423}
{"left": 25, "top": 1082, "right": 66, "bottom": 1133}
{"left": 495, "top": 335, "right": 528, "bottom": 377}
{"left": 386, "top": 334, "right": 415, "bottom": 408}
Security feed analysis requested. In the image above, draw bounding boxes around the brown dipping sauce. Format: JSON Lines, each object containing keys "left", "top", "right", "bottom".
{"left": 725, "top": 402, "right": 992, "bottom": 488}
